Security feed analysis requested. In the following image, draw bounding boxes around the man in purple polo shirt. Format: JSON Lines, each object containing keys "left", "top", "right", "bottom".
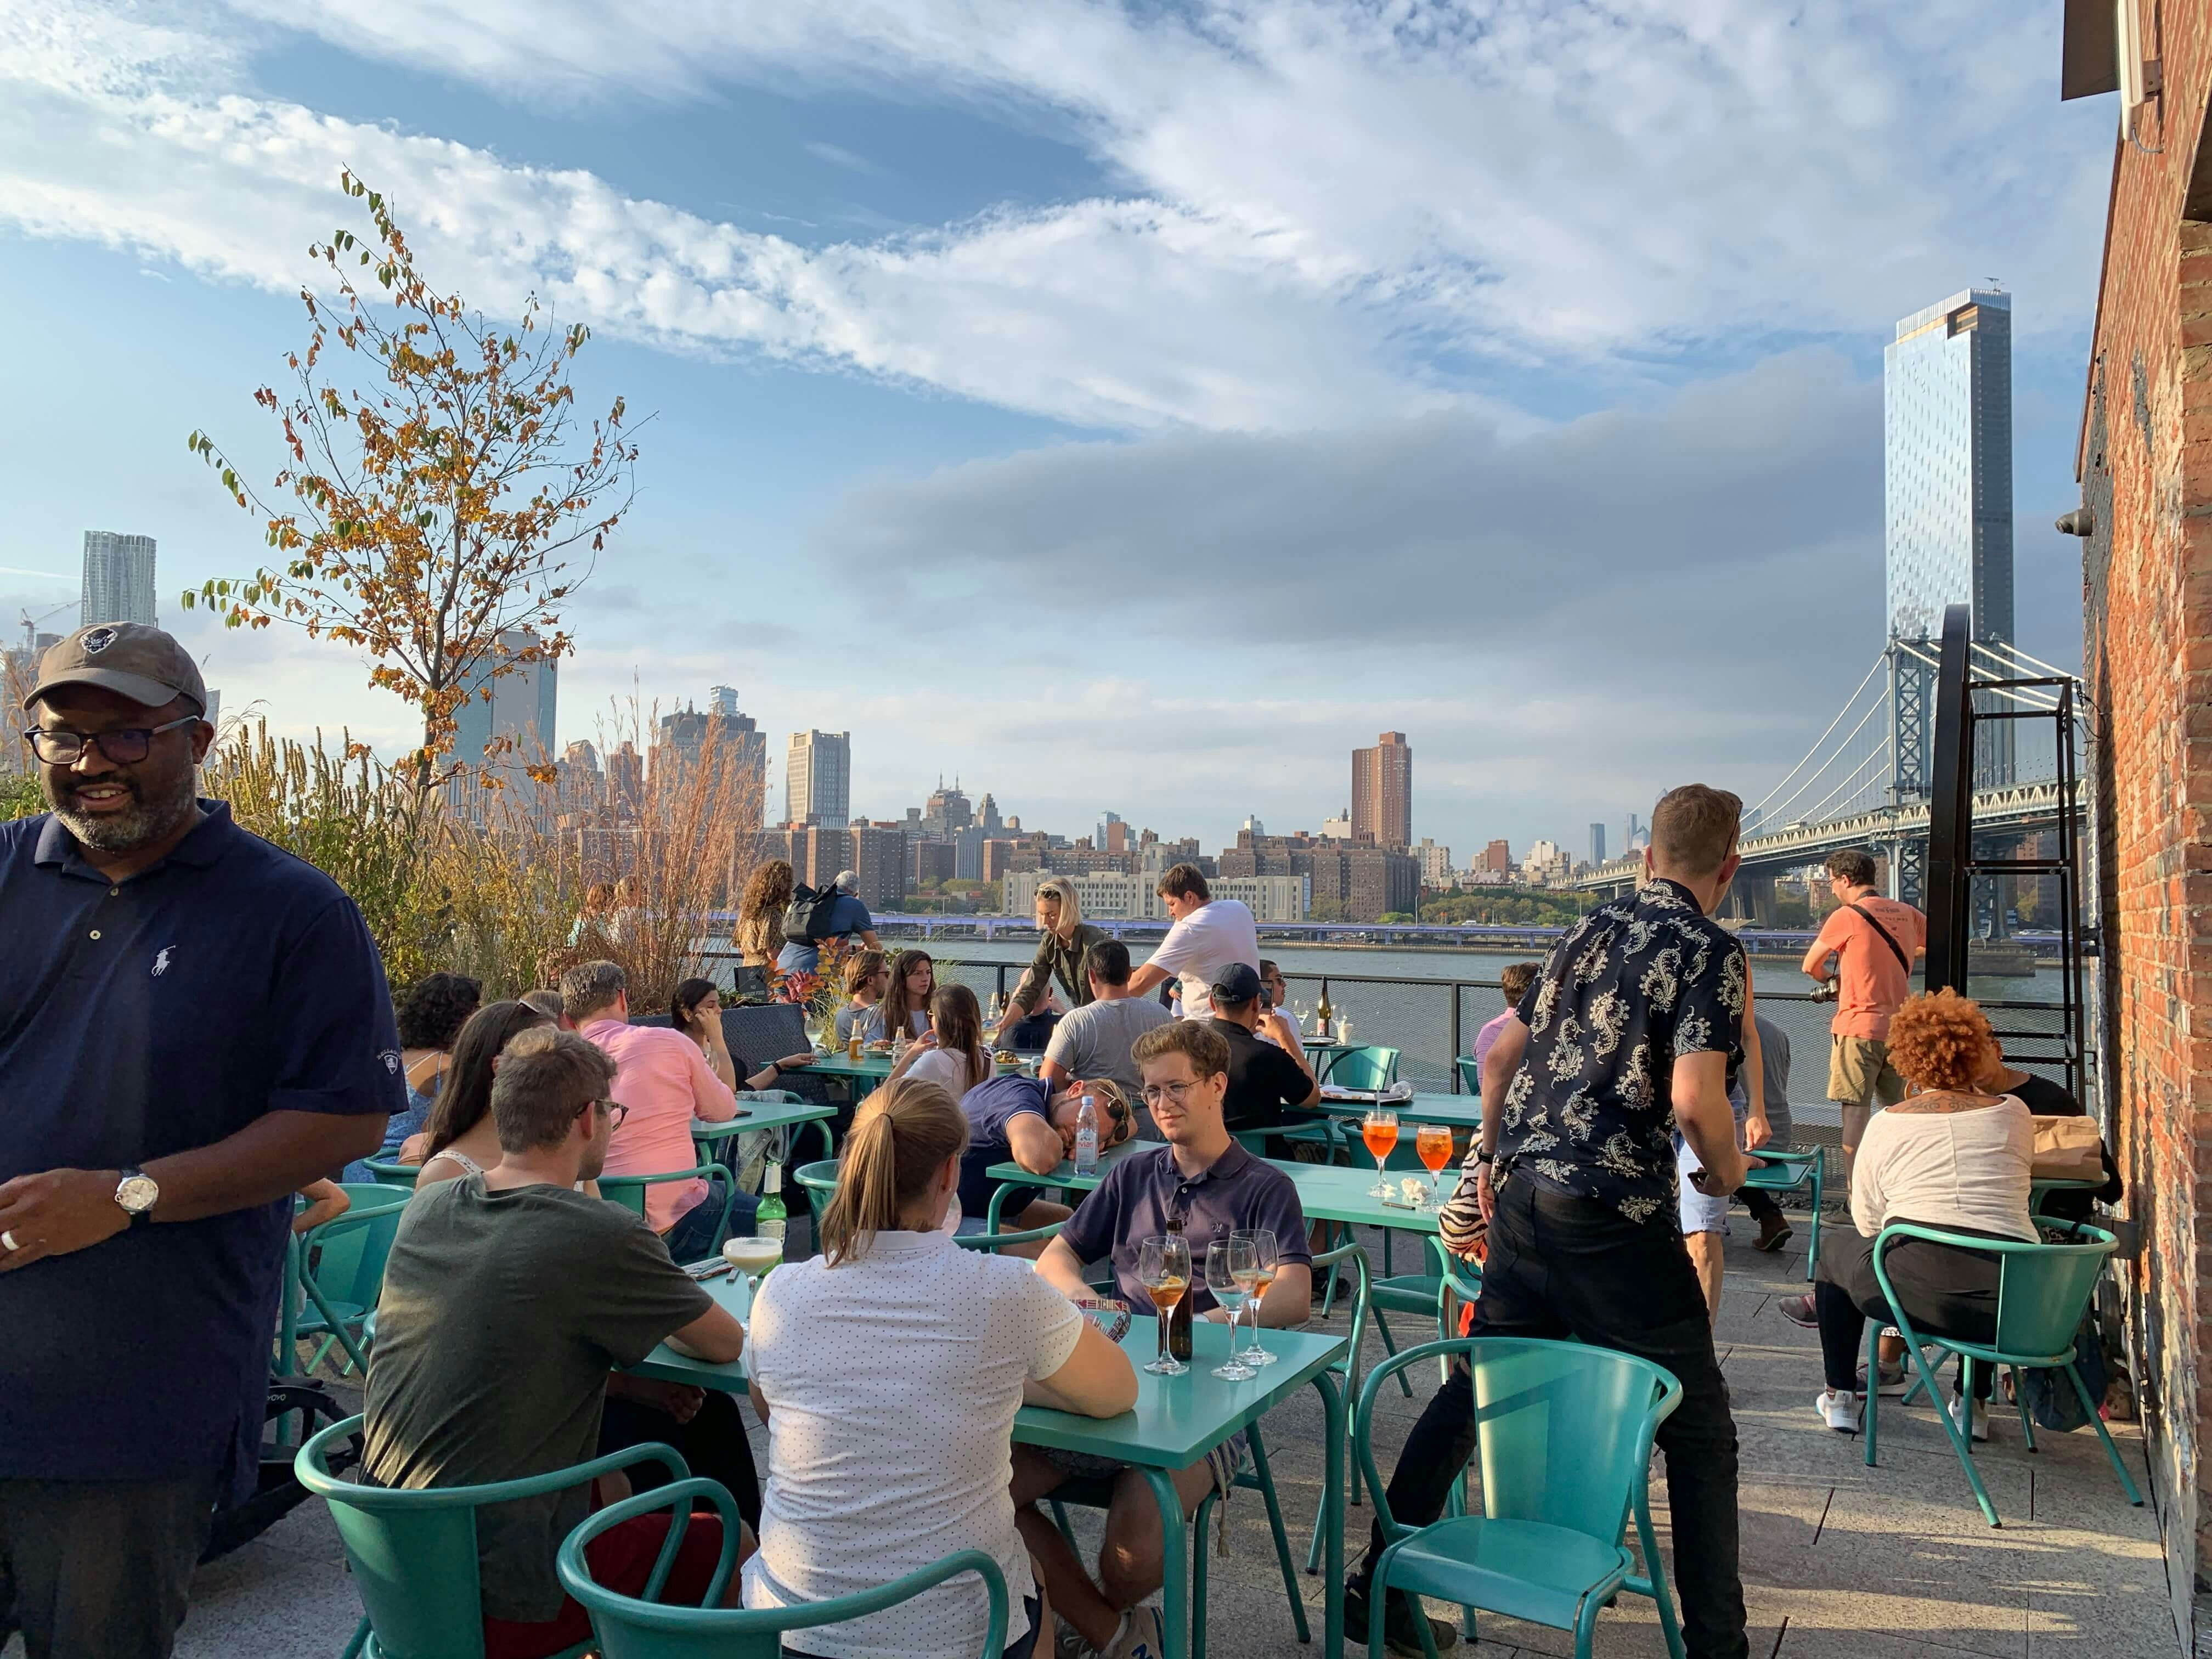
{"left": 1016, "top": 1022, "right": 1311, "bottom": 1659}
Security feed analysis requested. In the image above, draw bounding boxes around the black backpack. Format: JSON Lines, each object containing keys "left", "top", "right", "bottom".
{"left": 781, "top": 884, "right": 846, "bottom": 945}
{"left": 200, "top": 1378, "right": 360, "bottom": 1562}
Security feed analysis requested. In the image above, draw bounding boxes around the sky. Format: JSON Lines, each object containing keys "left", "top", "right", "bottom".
{"left": 0, "top": 1, "right": 2120, "bottom": 858}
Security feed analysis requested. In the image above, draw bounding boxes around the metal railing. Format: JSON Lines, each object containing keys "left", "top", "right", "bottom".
{"left": 698, "top": 949, "right": 2089, "bottom": 1130}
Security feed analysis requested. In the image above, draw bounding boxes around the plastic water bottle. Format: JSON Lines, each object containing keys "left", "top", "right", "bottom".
{"left": 1074, "top": 1093, "right": 1100, "bottom": 1176}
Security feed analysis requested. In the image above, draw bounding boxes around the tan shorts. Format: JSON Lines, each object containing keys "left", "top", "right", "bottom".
{"left": 1829, "top": 1034, "right": 1906, "bottom": 1111}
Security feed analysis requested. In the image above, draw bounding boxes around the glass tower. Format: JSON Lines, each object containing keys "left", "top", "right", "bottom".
{"left": 80, "top": 531, "right": 157, "bottom": 628}
{"left": 1886, "top": 289, "right": 2014, "bottom": 796}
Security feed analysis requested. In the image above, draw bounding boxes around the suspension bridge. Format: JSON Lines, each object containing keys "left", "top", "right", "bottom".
{"left": 1571, "top": 633, "right": 2087, "bottom": 932}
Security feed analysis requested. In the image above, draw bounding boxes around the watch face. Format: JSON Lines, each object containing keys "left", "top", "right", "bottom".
{"left": 116, "top": 1175, "right": 159, "bottom": 1214}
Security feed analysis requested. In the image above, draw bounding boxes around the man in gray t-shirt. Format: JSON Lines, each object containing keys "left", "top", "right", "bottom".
{"left": 1039, "top": 939, "right": 1172, "bottom": 1121}
{"left": 362, "top": 1030, "right": 746, "bottom": 1626}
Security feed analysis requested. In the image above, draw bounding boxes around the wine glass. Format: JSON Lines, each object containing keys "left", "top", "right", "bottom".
{"left": 1416, "top": 1124, "right": 1454, "bottom": 1209}
{"left": 1234, "top": 1228, "right": 1279, "bottom": 1365}
{"left": 1362, "top": 1107, "right": 1400, "bottom": 1198}
{"left": 1206, "top": 1241, "right": 1255, "bottom": 1380}
{"left": 1137, "top": 1234, "right": 1190, "bottom": 1376}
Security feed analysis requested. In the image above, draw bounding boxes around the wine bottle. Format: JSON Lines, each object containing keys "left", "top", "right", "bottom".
{"left": 1164, "top": 1217, "right": 1195, "bottom": 1363}
{"left": 755, "top": 1161, "right": 787, "bottom": 1275}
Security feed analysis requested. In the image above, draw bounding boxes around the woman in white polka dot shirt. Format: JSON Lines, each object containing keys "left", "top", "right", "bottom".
{"left": 743, "top": 1079, "right": 1137, "bottom": 1659}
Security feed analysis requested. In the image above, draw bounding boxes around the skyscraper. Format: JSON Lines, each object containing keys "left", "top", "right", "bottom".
{"left": 80, "top": 532, "right": 156, "bottom": 627}
{"left": 1351, "top": 731, "right": 1413, "bottom": 848}
{"left": 787, "top": 730, "right": 851, "bottom": 826}
{"left": 656, "top": 696, "right": 768, "bottom": 826}
{"left": 446, "top": 630, "right": 557, "bottom": 822}
{"left": 1589, "top": 822, "right": 1607, "bottom": 865}
{"left": 1886, "top": 287, "right": 2015, "bottom": 795}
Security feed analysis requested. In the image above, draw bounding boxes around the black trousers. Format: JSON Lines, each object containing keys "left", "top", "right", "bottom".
{"left": 0, "top": 1470, "right": 219, "bottom": 1659}
{"left": 597, "top": 1391, "right": 763, "bottom": 1534}
{"left": 1352, "top": 1177, "right": 1750, "bottom": 1659}
{"left": 1814, "top": 1224, "right": 2005, "bottom": 1399}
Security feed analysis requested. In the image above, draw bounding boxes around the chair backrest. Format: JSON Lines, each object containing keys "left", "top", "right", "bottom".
{"left": 362, "top": 1157, "right": 422, "bottom": 1189}
{"left": 298, "top": 1418, "right": 692, "bottom": 1659}
{"left": 1453, "top": 1054, "right": 1481, "bottom": 1096}
{"left": 1358, "top": 1338, "right": 1678, "bottom": 1552}
{"left": 1992, "top": 1226, "right": 2117, "bottom": 1358}
{"left": 303, "top": 1184, "right": 414, "bottom": 1308}
{"left": 1327, "top": 1047, "right": 1401, "bottom": 1091}
{"left": 792, "top": 1159, "right": 842, "bottom": 1227}
{"left": 559, "top": 1480, "right": 1007, "bottom": 1659}
{"left": 953, "top": 1221, "right": 1064, "bottom": 1255}
{"left": 721, "top": 1003, "right": 809, "bottom": 1073}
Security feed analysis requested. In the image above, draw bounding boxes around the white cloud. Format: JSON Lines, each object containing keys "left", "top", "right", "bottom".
{"left": 803, "top": 140, "right": 889, "bottom": 178}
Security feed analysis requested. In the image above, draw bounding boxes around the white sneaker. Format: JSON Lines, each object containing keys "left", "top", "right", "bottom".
{"left": 1949, "top": 1393, "right": 1990, "bottom": 1442}
{"left": 1103, "top": 1605, "right": 1164, "bottom": 1659}
{"left": 1814, "top": 1389, "right": 1863, "bottom": 1433}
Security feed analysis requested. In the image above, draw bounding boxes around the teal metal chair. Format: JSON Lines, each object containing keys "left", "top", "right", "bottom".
{"left": 793, "top": 1158, "right": 842, "bottom": 1231}
{"left": 1862, "top": 1221, "right": 2143, "bottom": 1527}
{"left": 296, "top": 1414, "right": 689, "bottom": 1659}
{"left": 560, "top": 1479, "right": 1009, "bottom": 1658}
{"left": 1356, "top": 1337, "right": 1686, "bottom": 1659}
{"left": 1303, "top": 1240, "right": 1379, "bottom": 1572}
{"left": 1453, "top": 1054, "right": 1483, "bottom": 1097}
{"left": 1740, "top": 1148, "right": 1824, "bottom": 1281}
{"left": 600, "top": 1166, "right": 736, "bottom": 1258}
{"left": 360, "top": 1157, "right": 421, "bottom": 1189}
{"left": 1323, "top": 1045, "right": 1401, "bottom": 1091}
{"left": 283, "top": 1183, "right": 412, "bottom": 1377}
{"left": 953, "top": 1220, "right": 1065, "bottom": 1255}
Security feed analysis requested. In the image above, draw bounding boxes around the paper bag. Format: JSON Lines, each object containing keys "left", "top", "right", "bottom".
{"left": 2030, "top": 1115, "right": 2104, "bottom": 1182}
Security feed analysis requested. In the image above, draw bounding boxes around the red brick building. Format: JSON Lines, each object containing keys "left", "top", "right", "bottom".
{"left": 2067, "top": 0, "right": 2212, "bottom": 1628}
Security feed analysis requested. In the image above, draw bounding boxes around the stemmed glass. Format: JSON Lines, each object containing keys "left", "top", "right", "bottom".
{"left": 1416, "top": 1124, "right": 1454, "bottom": 1210}
{"left": 1206, "top": 1241, "right": 1256, "bottom": 1380}
{"left": 1233, "top": 1228, "right": 1279, "bottom": 1366}
{"left": 1362, "top": 1107, "right": 1400, "bottom": 1198}
{"left": 1137, "top": 1234, "right": 1191, "bottom": 1376}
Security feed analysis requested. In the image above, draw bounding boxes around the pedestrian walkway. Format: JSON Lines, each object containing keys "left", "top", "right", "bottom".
{"left": 12, "top": 1212, "right": 2171, "bottom": 1659}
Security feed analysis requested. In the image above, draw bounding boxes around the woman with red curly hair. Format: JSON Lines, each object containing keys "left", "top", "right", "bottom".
{"left": 1778, "top": 989, "right": 2034, "bottom": 1442}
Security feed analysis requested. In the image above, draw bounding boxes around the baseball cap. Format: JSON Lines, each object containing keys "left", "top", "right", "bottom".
{"left": 1210, "top": 962, "right": 1263, "bottom": 1005}
{"left": 24, "top": 623, "right": 208, "bottom": 716}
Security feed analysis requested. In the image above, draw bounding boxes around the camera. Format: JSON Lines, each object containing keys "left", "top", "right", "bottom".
{"left": 1809, "top": 981, "right": 1839, "bottom": 1003}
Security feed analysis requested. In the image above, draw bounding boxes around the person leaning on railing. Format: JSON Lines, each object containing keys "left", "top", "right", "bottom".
{"left": 1778, "top": 989, "right": 2036, "bottom": 1444}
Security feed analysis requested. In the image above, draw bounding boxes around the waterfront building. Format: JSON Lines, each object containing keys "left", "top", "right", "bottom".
{"left": 1351, "top": 731, "right": 1413, "bottom": 848}
{"left": 80, "top": 531, "right": 156, "bottom": 627}
{"left": 1589, "top": 821, "right": 1607, "bottom": 865}
{"left": 1480, "top": 837, "right": 1512, "bottom": 874}
{"left": 1414, "top": 838, "right": 1453, "bottom": 887}
{"left": 1319, "top": 810, "right": 1352, "bottom": 840}
{"left": 653, "top": 697, "right": 768, "bottom": 826}
{"left": 1520, "top": 838, "right": 1571, "bottom": 887}
{"left": 1003, "top": 868, "right": 1304, "bottom": 924}
{"left": 786, "top": 729, "right": 851, "bottom": 826}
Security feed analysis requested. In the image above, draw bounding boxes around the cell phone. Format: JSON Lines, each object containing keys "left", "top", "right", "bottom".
{"left": 684, "top": 1258, "right": 734, "bottom": 1280}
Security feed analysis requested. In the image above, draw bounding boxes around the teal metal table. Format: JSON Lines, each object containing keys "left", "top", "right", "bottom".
{"left": 986, "top": 1150, "right": 1449, "bottom": 1238}
{"left": 629, "top": 1273, "right": 1350, "bottom": 1659}
{"left": 690, "top": 1097, "right": 838, "bottom": 1166}
{"left": 1302, "top": 1091, "right": 1483, "bottom": 1132}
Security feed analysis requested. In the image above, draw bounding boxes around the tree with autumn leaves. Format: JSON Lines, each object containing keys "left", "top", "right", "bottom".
{"left": 185, "top": 171, "right": 639, "bottom": 819}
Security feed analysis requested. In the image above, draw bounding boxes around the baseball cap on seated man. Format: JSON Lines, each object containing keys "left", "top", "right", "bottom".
{"left": 24, "top": 623, "right": 208, "bottom": 716}
{"left": 1209, "top": 962, "right": 1263, "bottom": 1007}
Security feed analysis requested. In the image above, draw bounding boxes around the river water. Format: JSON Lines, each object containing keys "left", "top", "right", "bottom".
{"left": 889, "top": 935, "right": 2083, "bottom": 1127}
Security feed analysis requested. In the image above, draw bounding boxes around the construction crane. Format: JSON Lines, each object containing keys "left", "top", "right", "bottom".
{"left": 18, "top": 601, "right": 76, "bottom": 657}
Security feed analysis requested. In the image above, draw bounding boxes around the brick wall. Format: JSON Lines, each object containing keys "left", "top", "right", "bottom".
{"left": 2077, "top": 10, "right": 2212, "bottom": 1634}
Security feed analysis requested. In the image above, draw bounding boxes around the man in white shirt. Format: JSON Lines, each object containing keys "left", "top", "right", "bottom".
{"left": 1123, "top": 864, "right": 1259, "bottom": 1025}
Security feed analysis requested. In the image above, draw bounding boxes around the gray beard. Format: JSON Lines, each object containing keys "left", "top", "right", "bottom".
{"left": 46, "top": 768, "right": 199, "bottom": 855}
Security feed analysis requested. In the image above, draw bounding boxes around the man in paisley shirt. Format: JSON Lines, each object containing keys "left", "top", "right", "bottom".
{"left": 1344, "top": 786, "right": 1753, "bottom": 1659}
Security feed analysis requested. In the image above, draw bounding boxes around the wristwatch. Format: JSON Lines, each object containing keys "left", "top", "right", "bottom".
{"left": 114, "top": 1167, "right": 159, "bottom": 1226}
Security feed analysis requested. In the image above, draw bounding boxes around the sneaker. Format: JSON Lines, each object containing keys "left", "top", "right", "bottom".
{"left": 1054, "top": 1615, "right": 1088, "bottom": 1659}
{"left": 1855, "top": 1356, "right": 1908, "bottom": 1395}
{"left": 1814, "top": 1389, "right": 1864, "bottom": 1433}
{"left": 1344, "top": 1584, "right": 1460, "bottom": 1656}
{"left": 1949, "top": 1392, "right": 1990, "bottom": 1443}
{"left": 1754, "top": 1212, "right": 1794, "bottom": 1252}
{"left": 1775, "top": 1293, "right": 1818, "bottom": 1329}
{"left": 1103, "top": 1605, "right": 1164, "bottom": 1659}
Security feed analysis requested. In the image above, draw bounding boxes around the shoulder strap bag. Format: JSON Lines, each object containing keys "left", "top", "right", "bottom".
{"left": 1845, "top": 901, "right": 1912, "bottom": 973}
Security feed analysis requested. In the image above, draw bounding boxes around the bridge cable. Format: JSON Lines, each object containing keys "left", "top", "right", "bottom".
{"left": 1760, "top": 693, "right": 1890, "bottom": 825}
{"left": 1744, "top": 653, "right": 1888, "bottom": 819}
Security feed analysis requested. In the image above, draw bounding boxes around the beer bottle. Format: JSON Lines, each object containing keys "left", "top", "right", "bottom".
{"left": 1164, "top": 1217, "right": 1195, "bottom": 1363}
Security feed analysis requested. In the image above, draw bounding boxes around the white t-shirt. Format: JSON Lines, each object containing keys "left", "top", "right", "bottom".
{"left": 1850, "top": 1096, "right": 2036, "bottom": 1244}
{"left": 905, "top": 1045, "right": 988, "bottom": 1098}
{"left": 743, "top": 1231, "right": 1083, "bottom": 1659}
{"left": 1145, "top": 898, "right": 1261, "bottom": 1023}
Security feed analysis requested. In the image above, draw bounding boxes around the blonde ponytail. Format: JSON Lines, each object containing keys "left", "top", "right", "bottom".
{"left": 820, "top": 1077, "right": 970, "bottom": 1266}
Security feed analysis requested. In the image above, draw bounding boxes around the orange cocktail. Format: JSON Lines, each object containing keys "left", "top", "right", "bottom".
{"left": 1416, "top": 1123, "right": 1453, "bottom": 1207}
{"left": 1362, "top": 1108, "right": 1399, "bottom": 1196}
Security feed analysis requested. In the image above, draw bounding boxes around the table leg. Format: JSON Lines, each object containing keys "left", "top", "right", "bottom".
{"left": 1141, "top": 1467, "right": 1190, "bottom": 1659}
{"left": 1311, "top": 1370, "right": 1345, "bottom": 1659}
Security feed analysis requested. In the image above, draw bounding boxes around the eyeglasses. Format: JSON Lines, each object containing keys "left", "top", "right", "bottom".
{"left": 22, "top": 715, "right": 200, "bottom": 765}
{"left": 580, "top": 1097, "right": 629, "bottom": 1128}
{"left": 1141, "top": 1079, "right": 1197, "bottom": 1107}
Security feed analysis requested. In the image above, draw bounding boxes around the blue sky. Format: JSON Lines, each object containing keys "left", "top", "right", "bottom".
{"left": 1, "top": 1, "right": 2119, "bottom": 857}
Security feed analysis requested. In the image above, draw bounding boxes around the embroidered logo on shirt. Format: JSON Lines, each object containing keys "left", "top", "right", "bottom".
{"left": 82, "top": 627, "right": 117, "bottom": 654}
{"left": 379, "top": 1049, "right": 402, "bottom": 1075}
{"left": 151, "top": 947, "right": 174, "bottom": 977}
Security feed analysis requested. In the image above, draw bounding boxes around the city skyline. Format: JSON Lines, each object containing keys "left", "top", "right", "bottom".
{"left": 0, "top": 6, "right": 2110, "bottom": 853}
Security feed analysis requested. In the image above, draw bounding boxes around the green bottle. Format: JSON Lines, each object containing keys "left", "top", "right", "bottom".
{"left": 755, "top": 1160, "right": 787, "bottom": 1275}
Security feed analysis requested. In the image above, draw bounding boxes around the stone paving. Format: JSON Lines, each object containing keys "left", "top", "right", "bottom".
{"left": 6, "top": 1203, "right": 2177, "bottom": 1659}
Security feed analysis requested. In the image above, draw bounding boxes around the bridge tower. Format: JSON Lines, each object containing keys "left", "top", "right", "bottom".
{"left": 1886, "top": 637, "right": 1934, "bottom": 904}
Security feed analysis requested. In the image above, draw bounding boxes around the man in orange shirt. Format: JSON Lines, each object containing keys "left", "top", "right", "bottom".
{"left": 1801, "top": 849, "right": 1926, "bottom": 1175}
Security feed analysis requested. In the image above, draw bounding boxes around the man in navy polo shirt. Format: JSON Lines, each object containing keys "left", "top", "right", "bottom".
{"left": 1019, "top": 1020, "right": 1311, "bottom": 1659}
{"left": 0, "top": 623, "right": 400, "bottom": 1659}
